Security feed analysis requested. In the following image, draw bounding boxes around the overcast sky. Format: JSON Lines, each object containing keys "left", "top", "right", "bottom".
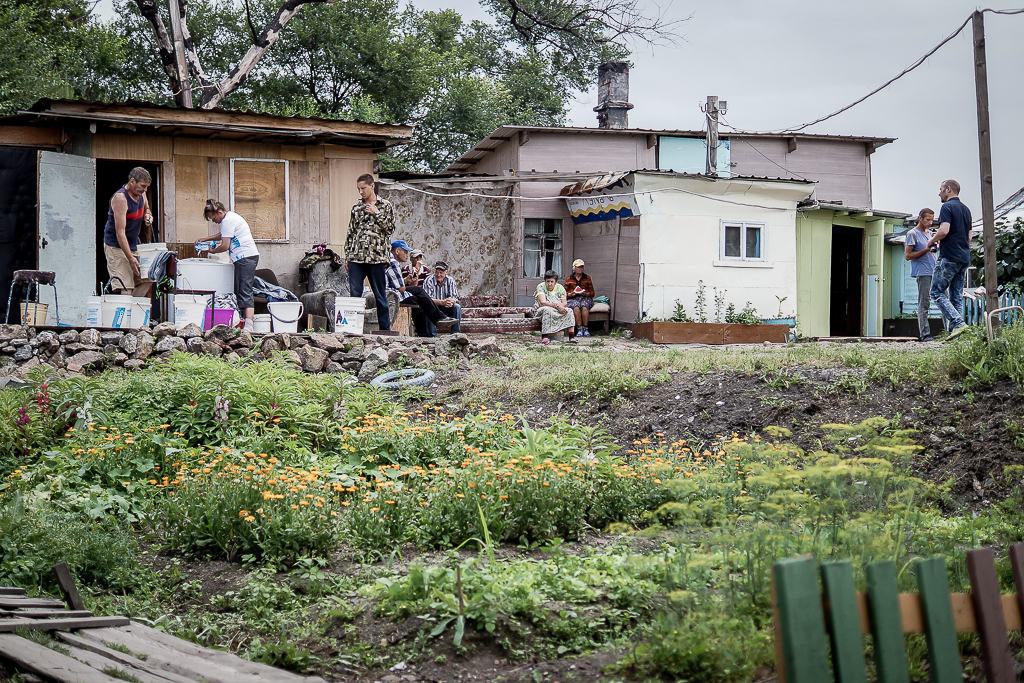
{"left": 96, "top": 0, "right": 1024, "bottom": 214}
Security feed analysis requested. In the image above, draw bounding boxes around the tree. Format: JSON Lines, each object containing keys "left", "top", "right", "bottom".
{"left": 129, "top": 0, "right": 680, "bottom": 110}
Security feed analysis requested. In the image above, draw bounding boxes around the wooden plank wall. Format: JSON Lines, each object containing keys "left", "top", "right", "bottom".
{"left": 86, "top": 134, "right": 374, "bottom": 247}
{"left": 174, "top": 155, "right": 209, "bottom": 244}
{"left": 572, "top": 218, "right": 619, "bottom": 314}
{"left": 616, "top": 218, "right": 640, "bottom": 323}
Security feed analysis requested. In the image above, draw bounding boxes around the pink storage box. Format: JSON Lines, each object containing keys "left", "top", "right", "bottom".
{"left": 204, "top": 308, "right": 238, "bottom": 330}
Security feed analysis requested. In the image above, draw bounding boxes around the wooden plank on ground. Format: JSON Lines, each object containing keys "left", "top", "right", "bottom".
{"left": 52, "top": 562, "right": 86, "bottom": 611}
{"left": 0, "top": 616, "right": 129, "bottom": 632}
{"left": 0, "top": 597, "right": 67, "bottom": 609}
{"left": 865, "top": 560, "right": 910, "bottom": 683}
{"left": 0, "top": 587, "right": 26, "bottom": 596}
{"left": 966, "top": 547, "right": 1014, "bottom": 683}
{"left": 0, "top": 609, "right": 92, "bottom": 619}
{"left": 56, "top": 632, "right": 196, "bottom": 683}
{"left": 0, "top": 633, "right": 124, "bottom": 683}
{"left": 772, "top": 557, "right": 832, "bottom": 683}
{"left": 1010, "top": 542, "right": 1024, "bottom": 625}
{"left": 914, "top": 557, "right": 963, "bottom": 683}
{"left": 820, "top": 561, "right": 867, "bottom": 683}
{"left": 80, "top": 623, "right": 328, "bottom": 683}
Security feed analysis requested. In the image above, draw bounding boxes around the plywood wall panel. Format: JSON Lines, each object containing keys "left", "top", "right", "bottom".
{"left": 91, "top": 134, "right": 172, "bottom": 161}
{"left": 173, "top": 155, "right": 209, "bottom": 243}
{"left": 173, "top": 138, "right": 281, "bottom": 159}
{"left": 328, "top": 157, "right": 372, "bottom": 246}
{"left": 161, "top": 158, "right": 176, "bottom": 242}
{"left": 233, "top": 160, "right": 287, "bottom": 240}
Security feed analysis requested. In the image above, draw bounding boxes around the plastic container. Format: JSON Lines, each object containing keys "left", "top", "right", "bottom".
{"left": 173, "top": 293, "right": 211, "bottom": 329}
{"left": 85, "top": 296, "right": 102, "bottom": 327}
{"left": 101, "top": 295, "right": 133, "bottom": 328}
{"left": 204, "top": 308, "right": 238, "bottom": 330}
{"left": 135, "top": 243, "right": 166, "bottom": 280}
{"left": 176, "top": 258, "right": 234, "bottom": 297}
{"left": 130, "top": 297, "right": 152, "bottom": 328}
{"left": 19, "top": 302, "right": 48, "bottom": 325}
{"left": 252, "top": 314, "right": 272, "bottom": 334}
{"left": 335, "top": 296, "right": 365, "bottom": 335}
{"left": 268, "top": 301, "right": 304, "bottom": 333}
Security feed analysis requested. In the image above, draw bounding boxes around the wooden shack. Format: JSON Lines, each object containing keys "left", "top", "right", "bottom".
{"left": 0, "top": 99, "right": 413, "bottom": 324}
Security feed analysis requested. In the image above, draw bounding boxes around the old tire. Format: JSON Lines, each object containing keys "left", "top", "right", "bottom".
{"left": 369, "top": 368, "right": 435, "bottom": 390}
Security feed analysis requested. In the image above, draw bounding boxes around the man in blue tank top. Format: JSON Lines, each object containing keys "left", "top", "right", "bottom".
{"left": 103, "top": 167, "right": 153, "bottom": 295}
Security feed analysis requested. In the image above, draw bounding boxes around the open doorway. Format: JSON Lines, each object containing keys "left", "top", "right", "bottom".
{"left": 830, "top": 226, "right": 863, "bottom": 336}
{"left": 95, "top": 160, "right": 160, "bottom": 293}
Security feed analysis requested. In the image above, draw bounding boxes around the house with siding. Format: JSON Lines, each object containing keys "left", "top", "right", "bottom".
{"left": 0, "top": 99, "right": 412, "bottom": 325}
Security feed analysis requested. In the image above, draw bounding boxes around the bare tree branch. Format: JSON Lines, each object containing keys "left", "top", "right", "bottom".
{"left": 500, "top": 0, "right": 684, "bottom": 60}
{"left": 133, "top": 0, "right": 340, "bottom": 109}
{"left": 134, "top": 0, "right": 185, "bottom": 101}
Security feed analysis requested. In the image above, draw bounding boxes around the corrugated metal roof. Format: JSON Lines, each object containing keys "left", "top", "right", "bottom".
{"left": 814, "top": 201, "right": 910, "bottom": 219}
{"left": 446, "top": 125, "right": 896, "bottom": 171}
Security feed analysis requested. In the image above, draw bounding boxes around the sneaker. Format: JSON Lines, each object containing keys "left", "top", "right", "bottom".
{"left": 243, "top": 318, "right": 254, "bottom": 332}
{"left": 541, "top": 336, "right": 550, "bottom": 345}
{"left": 943, "top": 325, "right": 969, "bottom": 342}
{"left": 920, "top": 336, "right": 935, "bottom": 343}
{"left": 435, "top": 317, "right": 457, "bottom": 328}
{"left": 581, "top": 326, "right": 589, "bottom": 337}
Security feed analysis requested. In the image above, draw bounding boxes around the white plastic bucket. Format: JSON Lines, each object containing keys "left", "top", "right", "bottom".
{"left": 252, "top": 314, "right": 272, "bottom": 334}
{"left": 268, "top": 301, "right": 304, "bottom": 333}
{"left": 130, "top": 297, "right": 151, "bottom": 328}
{"left": 135, "top": 243, "right": 166, "bottom": 280}
{"left": 101, "top": 295, "right": 133, "bottom": 329}
{"left": 85, "top": 296, "right": 102, "bottom": 327}
{"left": 335, "top": 296, "right": 365, "bottom": 335}
{"left": 176, "top": 258, "right": 234, "bottom": 297}
{"left": 174, "top": 293, "right": 211, "bottom": 329}
{"left": 19, "top": 302, "right": 48, "bottom": 325}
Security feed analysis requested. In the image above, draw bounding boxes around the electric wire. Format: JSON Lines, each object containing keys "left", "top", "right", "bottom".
{"left": 719, "top": 8, "right": 1024, "bottom": 135}
{"left": 386, "top": 181, "right": 796, "bottom": 211}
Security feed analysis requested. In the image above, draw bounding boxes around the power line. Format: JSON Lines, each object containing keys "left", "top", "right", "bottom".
{"left": 720, "top": 8, "right": 1024, "bottom": 136}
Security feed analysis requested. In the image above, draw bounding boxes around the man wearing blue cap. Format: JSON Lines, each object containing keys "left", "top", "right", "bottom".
{"left": 387, "top": 241, "right": 457, "bottom": 336}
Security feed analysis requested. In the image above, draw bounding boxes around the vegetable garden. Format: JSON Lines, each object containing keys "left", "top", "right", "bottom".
{"left": 1, "top": 340, "right": 1023, "bottom": 682}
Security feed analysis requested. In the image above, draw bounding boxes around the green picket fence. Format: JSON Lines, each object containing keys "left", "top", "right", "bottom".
{"left": 772, "top": 543, "right": 1024, "bottom": 683}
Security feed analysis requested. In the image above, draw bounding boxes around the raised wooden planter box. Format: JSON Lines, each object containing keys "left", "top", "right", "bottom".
{"left": 632, "top": 321, "right": 788, "bottom": 345}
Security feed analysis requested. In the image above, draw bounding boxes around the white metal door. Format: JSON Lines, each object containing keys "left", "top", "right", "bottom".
{"left": 38, "top": 151, "right": 96, "bottom": 326}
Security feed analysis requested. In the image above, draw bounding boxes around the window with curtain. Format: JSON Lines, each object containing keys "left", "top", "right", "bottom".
{"left": 523, "top": 218, "right": 563, "bottom": 277}
{"left": 720, "top": 221, "right": 765, "bottom": 262}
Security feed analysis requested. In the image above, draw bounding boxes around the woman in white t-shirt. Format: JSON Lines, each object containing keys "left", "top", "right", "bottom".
{"left": 198, "top": 199, "right": 261, "bottom": 332}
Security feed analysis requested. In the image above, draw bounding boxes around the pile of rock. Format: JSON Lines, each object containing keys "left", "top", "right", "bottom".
{"left": 0, "top": 323, "right": 504, "bottom": 381}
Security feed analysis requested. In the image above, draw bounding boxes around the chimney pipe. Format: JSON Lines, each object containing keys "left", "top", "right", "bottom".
{"left": 594, "top": 62, "right": 633, "bottom": 129}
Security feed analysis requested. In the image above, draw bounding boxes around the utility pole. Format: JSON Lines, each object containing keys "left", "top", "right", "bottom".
{"left": 706, "top": 96, "right": 719, "bottom": 176}
{"left": 167, "top": 0, "right": 193, "bottom": 108}
{"left": 973, "top": 10, "right": 998, "bottom": 318}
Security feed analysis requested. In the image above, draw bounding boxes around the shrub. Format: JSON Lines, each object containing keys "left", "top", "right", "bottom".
{"left": 0, "top": 495, "right": 145, "bottom": 593}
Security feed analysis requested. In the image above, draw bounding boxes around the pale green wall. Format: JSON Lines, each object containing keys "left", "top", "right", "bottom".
{"left": 796, "top": 210, "right": 905, "bottom": 337}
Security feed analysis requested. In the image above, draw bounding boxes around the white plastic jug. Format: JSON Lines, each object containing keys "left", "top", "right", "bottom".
{"left": 335, "top": 296, "right": 366, "bottom": 335}
{"left": 252, "top": 314, "right": 272, "bottom": 334}
{"left": 101, "top": 295, "right": 134, "bottom": 328}
{"left": 130, "top": 297, "right": 152, "bottom": 328}
{"left": 85, "top": 296, "right": 102, "bottom": 327}
{"left": 268, "top": 301, "right": 304, "bottom": 333}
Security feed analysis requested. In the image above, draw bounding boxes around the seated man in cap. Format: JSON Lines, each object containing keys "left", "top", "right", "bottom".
{"left": 387, "top": 240, "right": 457, "bottom": 336}
{"left": 402, "top": 249, "right": 430, "bottom": 286}
{"left": 423, "top": 261, "right": 461, "bottom": 336}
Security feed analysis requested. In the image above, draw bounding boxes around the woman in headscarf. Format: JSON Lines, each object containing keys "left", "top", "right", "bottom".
{"left": 535, "top": 270, "right": 577, "bottom": 344}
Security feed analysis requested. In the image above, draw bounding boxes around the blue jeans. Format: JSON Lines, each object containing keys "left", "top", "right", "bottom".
{"left": 347, "top": 261, "right": 390, "bottom": 330}
{"left": 929, "top": 258, "right": 968, "bottom": 331}
{"left": 427, "top": 303, "right": 461, "bottom": 336}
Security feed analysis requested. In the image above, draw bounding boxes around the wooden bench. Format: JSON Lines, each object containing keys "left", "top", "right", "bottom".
{"left": 772, "top": 543, "right": 1024, "bottom": 683}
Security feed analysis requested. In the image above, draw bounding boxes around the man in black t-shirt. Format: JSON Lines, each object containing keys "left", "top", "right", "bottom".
{"left": 927, "top": 179, "right": 972, "bottom": 341}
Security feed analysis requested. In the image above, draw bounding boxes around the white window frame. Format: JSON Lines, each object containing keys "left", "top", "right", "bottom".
{"left": 229, "top": 158, "right": 290, "bottom": 243}
{"left": 718, "top": 220, "right": 766, "bottom": 263}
